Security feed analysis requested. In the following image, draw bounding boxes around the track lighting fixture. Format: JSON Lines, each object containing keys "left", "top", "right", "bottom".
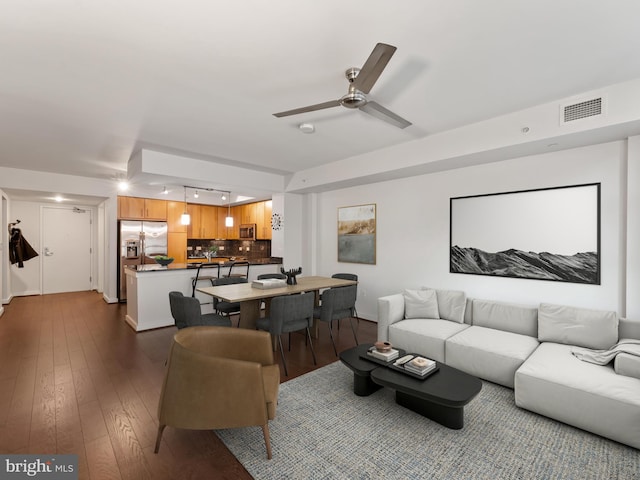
{"left": 180, "top": 185, "right": 232, "bottom": 226}
{"left": 226, "top": 194, "right": 233, "bottom": 227}
{"left": 180, "top": 186, "right": 191, "bottom": 225}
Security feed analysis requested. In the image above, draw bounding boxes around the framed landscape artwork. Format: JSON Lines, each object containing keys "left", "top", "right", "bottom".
{"left": 450, "top": 183, "right": 601, "bottom": 284}
{"left": 338, "top": 204, "right": 376, "bottom": 264}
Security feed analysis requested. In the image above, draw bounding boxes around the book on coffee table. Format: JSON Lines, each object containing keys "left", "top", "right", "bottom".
{"left": 403, "top": 356, "right": 437, "bottom": 376}
{"left": 366, "top": 347, "right": 400, "bottom": 362}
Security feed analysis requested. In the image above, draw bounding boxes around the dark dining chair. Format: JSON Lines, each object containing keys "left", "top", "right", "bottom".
{"left": 314, "top": 284, "right": 358, "bottom": 356}
{"left": 256, "top": 273, "right": 287, "bottom": 310}
{"left": 256, "top": 292, "right": 317, "bottom": 376}
{"left": 331, "top": 273, "right": 359, "bottom": 320}
{"left": 168, "top": 291, "right": 232, "bottom": 329}
{"left": 210, "top": 277, "right": 247, "bottom": 319}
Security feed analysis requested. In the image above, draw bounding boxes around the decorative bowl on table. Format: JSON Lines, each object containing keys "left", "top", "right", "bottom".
{"left": 374, "top": 341, "right": 393, "bottom": 353}
{"left": 155, "top": 256, "right": 174, "bottom": 266}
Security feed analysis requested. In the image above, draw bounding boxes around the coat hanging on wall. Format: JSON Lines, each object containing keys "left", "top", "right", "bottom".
{"left": 8, "top": 221, "right": 38, "bottom": 268}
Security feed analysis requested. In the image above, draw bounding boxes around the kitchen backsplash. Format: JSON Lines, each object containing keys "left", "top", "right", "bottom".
{"left": 187, "top": 239, "right": 271, "bottom": 260}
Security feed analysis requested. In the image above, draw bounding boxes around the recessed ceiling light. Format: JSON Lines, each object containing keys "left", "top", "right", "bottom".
{"left": 299, "top": 123, "right": 315, "bottom": 134}
{"left": 54, "top": 195, "right": 64, "bottom": 202}
{"left": 118, "top": 181, "right": 129, "bottom": 191}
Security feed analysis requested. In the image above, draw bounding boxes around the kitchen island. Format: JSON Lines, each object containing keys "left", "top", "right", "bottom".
{"left": 123, "top": 258, "right": 282, "bottom": 332}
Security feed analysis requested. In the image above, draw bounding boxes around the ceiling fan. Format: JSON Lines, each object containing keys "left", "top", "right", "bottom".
{"left": 273, "top": 43, "right": 412, "bottom": 129}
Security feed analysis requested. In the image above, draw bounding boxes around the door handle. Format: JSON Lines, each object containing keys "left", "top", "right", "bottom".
{"left": 44, "top": 247, "right": 54, "bottom": 256}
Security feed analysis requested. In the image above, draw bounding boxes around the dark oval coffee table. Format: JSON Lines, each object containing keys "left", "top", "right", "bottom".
{"left": 340, "top": 344, "right": 482, "bottom": 429}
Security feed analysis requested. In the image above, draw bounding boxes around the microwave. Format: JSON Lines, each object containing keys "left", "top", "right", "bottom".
{"left": 239, "top": 224, "right": 256, "bottom": 240}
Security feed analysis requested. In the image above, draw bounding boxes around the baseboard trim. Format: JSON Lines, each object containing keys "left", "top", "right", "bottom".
{"left": 12, "top": 290, "right": 40, "bottom": 297}
{"left": 102, "top": 293, "right": 119, "bottom": 304}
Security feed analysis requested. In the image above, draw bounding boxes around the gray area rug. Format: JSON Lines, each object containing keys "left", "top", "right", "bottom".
{"left": 217, "top": 362, "right": 639, "bottom": 479}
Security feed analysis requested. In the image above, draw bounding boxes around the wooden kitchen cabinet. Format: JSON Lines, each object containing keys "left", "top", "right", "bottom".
{"left": 118, "top": 196, "right": 167, "bottom": 220}
{"left": 256, "top": 200, "right": 272, "bottom": 239}
{"left": 186, "top": 204, "right": 218, "bottom": 239}
{"left": 201, "top": 205, "right": 218, "bottom": 239}
{"left": 144, "top": 199, "right": 167, "bottom": 220}
{"left": 217, "top": 207, "right": 229, "bottom": 239}
{"left": 140, "top": 198, "right": 273, "bottom": 241}
{"left": 168, "top": 232, "right": 187, "bottom": 263}
{"left": 186, "top": 204, "right": 202, "bottom": 238}
{"left": 229, "top": 206, "right": 241, "bottom": 239}
{"left": 167, "top": 201, "right": 187, "bottom": 233}
{"left": 118, "top": 196, "right": 145, "bottom": 219}
{"left": 240, "top": 203, "right": 257, "bottom": 224}
{"left": 218, "top": 206, "right": 240, "bottom": 239}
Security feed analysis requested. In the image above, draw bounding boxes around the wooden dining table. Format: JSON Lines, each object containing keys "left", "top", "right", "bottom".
{"left": 196, "top": 275, "right": 358, "bottom": 336}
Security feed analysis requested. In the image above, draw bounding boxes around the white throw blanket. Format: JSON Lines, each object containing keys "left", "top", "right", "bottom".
{"left": 571, "top": 338, "right": 640, "bottom": 365}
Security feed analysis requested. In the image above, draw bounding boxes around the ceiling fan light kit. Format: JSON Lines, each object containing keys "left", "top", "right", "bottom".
{"left": 298, "top": 123, "right": 315, "bottom": 133}
{"left": 273, "top": 43, "right": 412, "bottom": 129}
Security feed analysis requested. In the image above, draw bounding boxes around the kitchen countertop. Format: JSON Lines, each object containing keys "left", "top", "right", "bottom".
{"left": 126, "top": 257, "right": 282, "bottom": 272}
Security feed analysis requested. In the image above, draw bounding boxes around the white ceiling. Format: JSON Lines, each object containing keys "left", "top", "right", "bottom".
{"left": 2, "top": 1, "right": 640, "bottom": 204}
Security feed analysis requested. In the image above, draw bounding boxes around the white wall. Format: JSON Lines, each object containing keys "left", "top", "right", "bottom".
{"left": 312, "top": 140, "right": 627, "bottom": 321}
{"left": 272, "top": 192, "right": 310, "bottom": 272}
{"left": 626, "top": 135, "right": 640, "bottom": 319}
{"left": 0, "top": 167, "right": 119, "bottom": 302}
{"left": 8, "top": 201, "right": 101, "bottom": 296}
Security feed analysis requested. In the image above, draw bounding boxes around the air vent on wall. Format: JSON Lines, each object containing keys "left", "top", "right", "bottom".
{"left": 561, "top": 97, "right": 603, "bottom": 124}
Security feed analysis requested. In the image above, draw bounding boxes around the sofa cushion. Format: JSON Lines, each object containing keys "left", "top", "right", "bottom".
{"left": 445, "top": 326, "right": 539, "bottom": 388}
{"left": 433, "top": 289, "right": 466, "bottom": 324}
{"left": 403, "top": 289, "right": 439, "bottom": 319}
{"left": 538, "top": 303, "right": 618, "bottom": 349}
{"left": 619, "top": 317, "right": 640, "bottom": 340}
{"left": 471, "top": 299, "right": 537, "bottom": 337}
{"left": 614, "top": 352, "right": 640, "bottom": 380}
{"left": 389, "top": 319, "right": 469, "bottom": 363}
{"left": 515, "top": 342, "right": 640, "bottom": 449}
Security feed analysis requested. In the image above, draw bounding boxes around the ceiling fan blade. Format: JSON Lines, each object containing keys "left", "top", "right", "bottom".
{"left": 273, "top": 100, "right": 341, "bottom": 118}
{"left": 353, "top": 43, "right": 397, "bottom": 94}
{"left": 359, "top": 101, "right": 412, "bottom": 129}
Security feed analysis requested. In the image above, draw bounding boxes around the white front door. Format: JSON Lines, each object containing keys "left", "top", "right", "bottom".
{"left": 42, "top": 206, "right": 92, "bottom": 294}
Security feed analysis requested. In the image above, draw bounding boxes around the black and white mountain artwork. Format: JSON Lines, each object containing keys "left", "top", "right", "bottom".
{"left": 450, "top": 246, "right": 599, "bottom": 284}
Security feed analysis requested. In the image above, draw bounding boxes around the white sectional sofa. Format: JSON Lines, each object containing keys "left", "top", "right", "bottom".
{"left": 377, "top": 289, "right": 640, "bottom": 449}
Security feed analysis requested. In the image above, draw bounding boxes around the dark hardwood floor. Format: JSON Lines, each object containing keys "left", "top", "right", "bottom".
{"left": 0, "top": 291, "right": 377, "bottom": 479}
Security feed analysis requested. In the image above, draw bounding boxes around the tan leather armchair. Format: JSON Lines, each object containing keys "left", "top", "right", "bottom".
{"left": 154, "top": 326, "right": 280, "bottom": 459}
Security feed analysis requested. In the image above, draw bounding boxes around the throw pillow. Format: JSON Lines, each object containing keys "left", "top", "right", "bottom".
{"left": 404, "top": 289, "right": 440, "bottom": 319}
{"left": 423, "top": 288, "right": 466, "bottom": 324}
{"left": 538, "top": 303, "right": 618, "bottom": 350}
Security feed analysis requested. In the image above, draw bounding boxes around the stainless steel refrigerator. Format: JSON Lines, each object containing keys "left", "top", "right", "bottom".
{"left": 118, "top": 220, "right": 168, "bottom": 301}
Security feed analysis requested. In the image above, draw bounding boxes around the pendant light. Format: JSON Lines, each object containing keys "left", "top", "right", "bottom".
{"left": 180, "top": 186, "right": 191, "bottom": 225}
{"left": 225, "top": 192, "right": 234, "bottom": 227}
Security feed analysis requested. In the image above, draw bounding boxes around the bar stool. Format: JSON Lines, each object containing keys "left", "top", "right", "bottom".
{"left": 224, "top": 260, "right": 250, "bottom": 279}
{"left": 191, "top": 263, "right": 221, "bottom": 304}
